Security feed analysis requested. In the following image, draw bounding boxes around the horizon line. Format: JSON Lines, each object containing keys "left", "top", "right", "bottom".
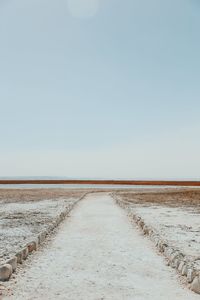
{"left": 0, "top": 179, "right": 200, "bottom": 186}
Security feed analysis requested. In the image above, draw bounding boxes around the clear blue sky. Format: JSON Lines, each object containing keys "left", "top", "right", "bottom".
{"left": 0, "top": 0, "right": 200, "bottom": 179}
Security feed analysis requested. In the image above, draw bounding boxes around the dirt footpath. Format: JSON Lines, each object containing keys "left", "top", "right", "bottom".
{"left": 2, "top": 193, "right": 199, "bottom": 299}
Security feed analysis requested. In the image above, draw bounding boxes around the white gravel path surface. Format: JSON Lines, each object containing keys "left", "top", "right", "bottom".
{"left": 4, "top": 193, "right": 199, "bottom": 299}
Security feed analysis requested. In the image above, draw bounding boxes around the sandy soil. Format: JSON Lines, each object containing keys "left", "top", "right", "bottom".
{"left": 0, "top": 189, "right": 85, "bottom": 265}
{"left": 2, "top": 193, "right": 199, "bottom": 300}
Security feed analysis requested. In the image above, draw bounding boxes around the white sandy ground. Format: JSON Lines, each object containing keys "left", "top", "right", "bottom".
{"left": 126, "top": 203, "right": 200, "bottom": 258}
{"left": 0, "top": 198, "right": 78, "bottom": 264}
{"left": 3, "top": 193, "right": 199, "bottom": 300}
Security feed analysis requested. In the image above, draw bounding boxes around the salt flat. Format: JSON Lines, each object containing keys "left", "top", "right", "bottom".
{"left": 115, "top": 189, "right": 200, "bottom": 260}
{"left": 3, "top": 193, "right": 198, "bottom": 299}
{"left": 0, "top": 190, "right": 84, "bottom": 265}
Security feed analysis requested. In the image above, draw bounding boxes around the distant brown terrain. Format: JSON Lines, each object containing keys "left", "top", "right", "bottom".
{"left": 0, "top": 189, "right": 85, "bottom": 203}
{"left": 116, "top": 189, "right": 200, "bottom": 207}
{"left": 1, "top": 187, "right": 200, "bottom": 206}
{"left": 0, "top": 179, "right": 200, "bottom": 186}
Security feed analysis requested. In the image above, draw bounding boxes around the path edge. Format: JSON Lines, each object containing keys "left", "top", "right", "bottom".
{"left": 0, "top": 193, "right": 88, "bottom": 282}
{"left": 113, "top": 194, "right": 200, "bottom": 295}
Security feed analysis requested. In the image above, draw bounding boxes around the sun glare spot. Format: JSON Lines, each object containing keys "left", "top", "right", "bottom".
{"left": 67, "top": 0, "right": 99, "bottom": 18}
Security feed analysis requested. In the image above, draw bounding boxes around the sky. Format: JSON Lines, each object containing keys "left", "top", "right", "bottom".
{"left": 0, "top": 0, "right": 200, "bottom": 179}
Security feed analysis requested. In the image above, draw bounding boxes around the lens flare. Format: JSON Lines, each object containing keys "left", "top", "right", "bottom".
{"left": 67, "top": 0, "right": 99, "bottom": 18}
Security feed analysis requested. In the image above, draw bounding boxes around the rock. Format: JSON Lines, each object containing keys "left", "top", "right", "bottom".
{"left": 164, "top": 247, "right": 174, "bottom": 259}
{"left": 157, "top": 240, "right": 162, "bottom": 252}
{"left": 154, "top": 236, "right": 159, "bottom": 246}
{"left": 132, "top": 215, "right": 137, "bottom": 221}
{"left": 143, "top": 225, "right": 149, "bottom": 235}
{"left": 39, "top": 232, "right": 46, "bottom": 244}
{"left": 47, "top": 225, "right": 54, "bottom": 233}
{"left": 191, "top": 276, "right": 200, "bottom": 294}
{"left": 136, "top": 216, "right": 141, "bottom": 224}
{"left": 187, "top": 269, "right": 196, "bottom": 283}
{"left": 148, "top": 229, "right": 153, "bottom": 236}
{"left": 15, "top": 251, "right": 23, "bottom": 264}
{"left": 27, "top": 241, "right": 38, "bottom": 253}
{"left": 35, "top": 238, "right": 39, "bottom": 247}
{"left": 27, "top": 242, "right": 35, "bottom": 253}
{"left": 150, "top": 234, "right": 155, "bottom": 242}
{"left": 60, "top": 212, "right": 65, "bottom": 220}
{"left": 22, "top": 247, "right": 29, "bottom": 260}
{"left": 38, "top": 234, "right": 42, "bottom": 244}
{"left": 169, "top": 251, "right": 179, "bottom": 264}
{"left": 0, "top": 264, "right": 12, "bottom": 281}
{"left": 6, "top": 257, "right": 17, "bottom": 272}
{"left": 159, "top": 242, "right": 168, "bottom": 253}
{"left": 43, "top": 230, "right": 48, "bottom": 238}
{"left": 173, "top": 258, "right": 180, "bottom": 269}
{"left": 181, "top": 264, "right": 188, "bottom": 276}
{"left": 178, "top": 261, "right": 185, "bottom": 273}
{"left": 165, "top": 260, "right": 170, "bottom": 266}
{"left": 55, "top": 218, "right": 60, "bottom": 226}
{"left": 138, "top": 220, "right": 144, "bottom": 229}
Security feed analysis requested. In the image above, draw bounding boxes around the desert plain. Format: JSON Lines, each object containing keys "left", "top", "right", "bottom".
{"left": 0, "top": 187, "right": 200, "bottom": 299}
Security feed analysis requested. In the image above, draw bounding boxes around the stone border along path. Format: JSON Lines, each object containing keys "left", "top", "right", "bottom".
{"left": 114, "top": 195, "right": 200, "bottom": 295}
{"left": 2, "top": 192, "right": 200, "bottom": 300}
{"left": 0, "top": 193, "right": 87, "bottom": 282}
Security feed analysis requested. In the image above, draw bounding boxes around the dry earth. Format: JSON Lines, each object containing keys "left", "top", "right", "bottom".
{"left": 0, "top": 189, "right": 86, "bottom": 266}
{"left": 1, "top": 188, "right": 200, "bottom": 299}
{"left": 115, "top": 188, "right": 200, "bottom": 207}
{"left": 114, "top": 189, "right": 200, "bottom": 258}
{"left": 2, "top": 193, "right": 199, "bottom": 300}
{"left": 114, "top": 189, "right": 200, "bottom": 280}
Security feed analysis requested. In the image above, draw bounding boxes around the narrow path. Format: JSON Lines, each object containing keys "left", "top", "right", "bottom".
{"left": 5, "top": 193, "right": 199, "bottom": 299}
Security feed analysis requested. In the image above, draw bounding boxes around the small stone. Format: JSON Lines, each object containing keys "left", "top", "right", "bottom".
{"left": 15, "top": 251, "right": 23, "bottom": 264}
{"left": 191, "top": 276, "right": 200, "bottom": 294}
{"left": 6, "top": 257, "right": 17, "bottom": 272}
{"left": 178, "top": 261, "right": 185, "bottom": 273}
{"left": 154, "top": 236, "right": 159, "bottom": 246}
{"left": 132, "top": 215, "right": 137, "bottom": 221}
{"left": 60, "top": 212, "right": 65, "bottom": 220}
{"left": 138, "top": 220, "right": 144, "bottom": 229}
{"left": 157, "top": 241, "right": 163, "bottom": 252}
{"left": 0, "top": 264, "right": 12, "bottom": 281}
{"left": 164, "top": 247, "right": 171, "bottom": 258}
{"left": 136, "top": 216, "right": 141, "bottom": 224}
{"left": 160, "top": 242, "right": 168, "bottom": 253}
{"left": 22, "top": 247, "right": 29, "bottom": 260}
{"left": 173, "top": 258, "right": 180, "bottom": 269}
{"left": 38, "top": 234, "right": 42, "bottom": 244}
{"left": 169, "top": 251, "right": 179, "bottom": 264}
{"left": 43, "top": 230, "right": 48, "bottom": 237}
{"left": 181, "top": 264, "right": 188, "bottom": 276}
{"left": 27, "top": 240, "right": 38, "bottom": 253}
{"left": 148, "top": 229, "right": 153, "bottom": 236}
{"left": 143, "top": 225, "right": 149, "bottom": 235}
{"left": 165, "top": 260, "right": 170, "bottom": 266}
{"left": 39, "top": 232, "right": 46, "bottom": 244}
{"left": 187, "top": 269, "right": 196, "bottom": 283}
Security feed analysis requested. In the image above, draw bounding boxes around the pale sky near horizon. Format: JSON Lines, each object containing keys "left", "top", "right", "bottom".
{"left": 0, "top": 0, "right": 200, "bottom": 179}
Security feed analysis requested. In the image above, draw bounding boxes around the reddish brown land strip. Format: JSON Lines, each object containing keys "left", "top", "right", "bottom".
{"left": 0, "top": 179, "right": 200, "bottom": 186}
